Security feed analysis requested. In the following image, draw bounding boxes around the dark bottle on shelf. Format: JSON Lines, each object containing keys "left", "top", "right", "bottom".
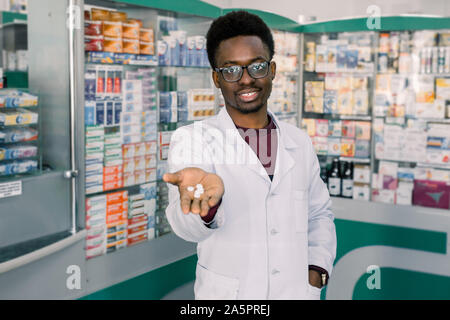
{"left": 327, "top": 158, "right": 341, "bottom": 197}
{"left": 341, "top": 161, "right": 354, "bottom": 198}
{"left": 319, "top": 160, "right": 328, "bottom": 184}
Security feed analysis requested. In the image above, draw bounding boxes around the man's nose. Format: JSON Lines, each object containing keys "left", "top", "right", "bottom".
{"left": 238, "top": 67, "right": 255, "bottom": 85}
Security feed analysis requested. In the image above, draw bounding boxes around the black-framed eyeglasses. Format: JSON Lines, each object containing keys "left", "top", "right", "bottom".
{"left": 215, "top": 60, "right": 271, "bottom": 82}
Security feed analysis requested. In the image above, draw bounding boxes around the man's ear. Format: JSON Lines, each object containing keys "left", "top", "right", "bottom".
{"left": 212, "top": 70, "right": 221, "bottom": 88}
{"left": 270, "top": 61, "right": 277, "bottom": 80}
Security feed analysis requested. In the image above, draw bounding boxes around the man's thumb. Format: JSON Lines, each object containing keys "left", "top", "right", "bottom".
{"left": 163, "top": 172, "right": 181, "bottom": 185}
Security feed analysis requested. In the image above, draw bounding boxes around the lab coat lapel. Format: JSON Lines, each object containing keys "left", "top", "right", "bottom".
{"left": 217, "top": 108, "right": 271, "bottom": 184}
{"left": 268, "top": 112, "right": 299, "bottom": 194}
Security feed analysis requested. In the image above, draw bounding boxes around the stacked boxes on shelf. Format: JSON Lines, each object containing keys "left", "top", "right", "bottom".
{"left": 301, "top": 118, "right": 371, "bottom": 158}
{"left": 352, "top": 163, "right": 371, "bottom": 200}
{"left": 0, "top": 90, "right": 39, "bottom": 176}
{"left": 377, "top": 31, "right": 450, "bottom": 75}
{"left": 122, "top": 141, "right": 157, "bottom": 187}
{"left": 371, "top": 161, "right": 450, "bottom": 209}
{"left": 85, "top": 184, "right": 158, "bottom": 259}
{"left": 157, "top": 16, "right": 208, "bottom": 67}
{"left": 85, "top": 8, "right": 156, "bottom": 66}
{"left": 85, "top": 190, "right": 128, "bottom": 259}
{"left": 159, "top": 89, "right": 215, "bottom": 123}
{"left": 269, "top": 30, "right": 298, "bottom": 125}
{"left": 304, "top": 76, "right": 369, "bottom": 115}
{"left": 308, "top": 32, "right": 375, "bottom": 73}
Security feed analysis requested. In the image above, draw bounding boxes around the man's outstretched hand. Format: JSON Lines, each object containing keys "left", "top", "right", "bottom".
{"left": 163, "top": 167, "right": 224, "bottom": 217}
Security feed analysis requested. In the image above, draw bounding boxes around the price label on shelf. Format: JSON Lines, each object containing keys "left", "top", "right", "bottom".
{"left": 0, "top": 180, "right": 22, "bottom": 199}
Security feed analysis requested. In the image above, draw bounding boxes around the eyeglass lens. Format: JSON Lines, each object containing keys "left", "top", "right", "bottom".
{"left": 221, "top": 61, "right": 269, "bottom": 82}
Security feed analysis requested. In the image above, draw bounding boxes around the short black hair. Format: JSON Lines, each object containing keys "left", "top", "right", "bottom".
{"left": 206, "top": 10, "right": 275, "bottom": 68}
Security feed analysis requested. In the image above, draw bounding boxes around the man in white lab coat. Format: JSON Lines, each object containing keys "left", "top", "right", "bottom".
{"left": 163, "top": 10, "right": 336, "bottom": 300}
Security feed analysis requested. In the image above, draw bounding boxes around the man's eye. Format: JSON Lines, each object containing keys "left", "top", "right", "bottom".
{"left": 251, "top": 63, "right": 264, "bottom": 70}
{"left": 225, "top": 66, "right": 240, "bottom": 74}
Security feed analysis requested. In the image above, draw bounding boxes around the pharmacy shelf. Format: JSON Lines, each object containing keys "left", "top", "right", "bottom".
{"left": 416, "top": 162, "right": 450, "bottom": 170}
{"left": 375, "top": 157, "right": 450, "bottom": 169}
{"left": 339, "top": 156, "right": 371, "bottom": 164}
{"left": 302, "top": 112, "right": 372, "bottom": 121}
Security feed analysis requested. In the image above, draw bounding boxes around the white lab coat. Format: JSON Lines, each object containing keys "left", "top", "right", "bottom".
{"left": 165, "top": 107, "right": 337, "bottom": 300}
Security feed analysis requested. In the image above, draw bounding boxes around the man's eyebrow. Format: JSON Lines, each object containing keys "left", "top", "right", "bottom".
{"left": 221, "top": 56, "right": 268, "bottom": 66}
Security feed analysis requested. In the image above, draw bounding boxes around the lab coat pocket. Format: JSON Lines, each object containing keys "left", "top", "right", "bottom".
{"left": 306, "top": 284, "right": 322, "bottom": 300}
{"left": 195, "top": 263, "right": 240, "bottom": 300}
{"left": 293, "top": 189, "right": 308, "bottom": 233}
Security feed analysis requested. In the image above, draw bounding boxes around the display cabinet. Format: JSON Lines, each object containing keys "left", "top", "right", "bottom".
{"left": 298, "top": 16, "right": 450, "bottom": 210}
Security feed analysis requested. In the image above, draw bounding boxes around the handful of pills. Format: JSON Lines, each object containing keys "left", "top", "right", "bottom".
{"left": 187, "top": 184, "right": 204, "bottom": 199}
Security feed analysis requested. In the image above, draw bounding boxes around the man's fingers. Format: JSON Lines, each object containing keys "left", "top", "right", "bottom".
{"left": 180, "top": 192, "right": 192, "bottom": 214}
{"left": 163, "top": 172, "right": 181, "bottom": 186}
{"left": 191, "top": 197, "right": 201, "bottom": 215}
{"left": 200, "top": 198, "right": 210, "bottom": 217}
{"left": 207, "top": 193, "right": 222, "bottom": 208}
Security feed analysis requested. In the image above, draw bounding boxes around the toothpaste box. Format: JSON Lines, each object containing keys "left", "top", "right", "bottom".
{"left": 128, "top": 213, "right": 148, "bottom": 228}
{"left": 127, "top": 232, "right": 148, "bottom": 246}
{"left": 86, "top": 184, "right": 103, "bottom": 195}
{"left": 86, "top": 224, "right": 107, "bottom": 239}
{"left": 106, "top": 205, "right": 127, "bottom": 225}
{"left": 129, "top": 205, "right": 146, "bottom": 218}
{"left": 106, "top": 229, "right": 128, "bottom": 244}
{"left": 106, "top": 239, "right": 127, "bottom": 253}
{"left": 103, "top": 179, "right": 123, "bottom": 192}
{"left": 86, "top": 244, "right": 106, "bottom": 259}
{"left": 86, "top": 194, "right": 107, "bottom": 210}
{"left": 86, "top": 233, "right": 107, "bottom": 250}
{"left": 86, "top": 51, "right": 115, "bottom": 64}
{"left": 127, "top": 223, "right": 147, "bottom": 237}
{"left": 107, "top": 219, "right": 128, "bottom": 234}
{"left": 114, "top": 53, "right": 135, "bottom": 65}
{"left": 85, "top": 213, "right": 106, "bottom": 229}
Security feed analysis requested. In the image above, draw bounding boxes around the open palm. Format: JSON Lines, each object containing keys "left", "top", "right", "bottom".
{"left": 163, "top": 167, "right": 224, "bottom": 217}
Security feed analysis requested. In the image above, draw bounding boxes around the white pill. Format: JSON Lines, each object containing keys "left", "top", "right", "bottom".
{"left": 187, "top": 186, "right": 194, "bottom": 192}
{"left": 196, "top": 184, "right": 203, "bottom": 189}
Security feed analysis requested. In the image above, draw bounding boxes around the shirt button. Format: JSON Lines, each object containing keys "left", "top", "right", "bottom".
{"left": 270, "top": 229, "right": 278, "bottom": 235}
{"left": 271, "top": 269, "right": 280, "bottom": 275}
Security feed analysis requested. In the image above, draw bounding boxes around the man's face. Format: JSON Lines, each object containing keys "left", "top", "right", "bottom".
{"left": 212, "top": 35, "right": 276, "bottom": 115}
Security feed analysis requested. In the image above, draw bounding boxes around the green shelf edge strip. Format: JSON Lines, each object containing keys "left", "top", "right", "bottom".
{"left": 109, "top": 0, "right": 221, "bottom": 19}
{"left": 295, "top": 16, "right": 450, "bottom": 33}
{"left": 1, "top": 11, "right": 27, "bottom": 24}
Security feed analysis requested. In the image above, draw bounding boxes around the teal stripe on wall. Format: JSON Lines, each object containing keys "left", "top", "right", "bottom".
{"left": 353, "top": 268, "right": 450, "bottom": 300}
{"left": 81, "top": 255, "right": 197, "bottom": 300}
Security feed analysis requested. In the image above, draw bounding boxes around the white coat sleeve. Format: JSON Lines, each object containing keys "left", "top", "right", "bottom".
{"left": 164, "top": 125, "right": 225, "bottom": 243}
{"left": 306, "top": 136, "right": 337, "bottom": 276}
